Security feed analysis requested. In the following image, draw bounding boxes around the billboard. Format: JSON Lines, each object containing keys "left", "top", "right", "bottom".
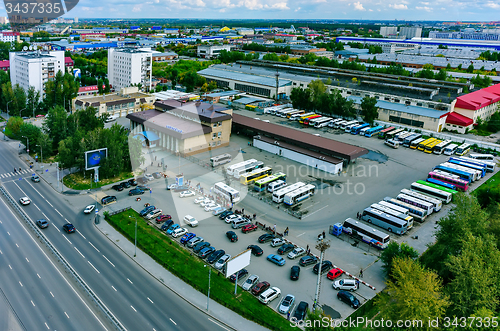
{"left": 85, "top": 148, "right": 108, "bottom": 170}
{"left": 225, "top": 249, "right": 251, "bottom": 278}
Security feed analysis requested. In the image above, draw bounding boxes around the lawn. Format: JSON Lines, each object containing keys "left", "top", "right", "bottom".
{"left": 105, "top": 209, "right": 296, "bottom": 331}
{"left": 63, "top": 171, "right": 135, "bottom": 190}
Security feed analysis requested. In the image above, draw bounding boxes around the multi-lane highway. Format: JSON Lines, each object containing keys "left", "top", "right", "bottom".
{"left": 0, "top": 142, "right": 228, "bottom": 331}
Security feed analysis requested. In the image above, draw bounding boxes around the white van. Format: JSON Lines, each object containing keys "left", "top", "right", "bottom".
{"left": 145, "top": 209, "right": 162, "bottom": 220}
{"left": 384, "top": 139, "right": 399, "bottom": 149}
{"left": 259, "top": 287, "right": 281, "bottom": 304}
{"left": 232, "top": 218, "right": 251, "bottom": 229}
{"left": 183, "top": 215, "right": 198, "bottom": 227}
{"left": 332, "top": 279, "right": 358, "bottom": 291}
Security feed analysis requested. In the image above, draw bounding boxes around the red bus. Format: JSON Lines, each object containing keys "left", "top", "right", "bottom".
{"left": 377, "top": 126, "right": 395, "bottom": 139}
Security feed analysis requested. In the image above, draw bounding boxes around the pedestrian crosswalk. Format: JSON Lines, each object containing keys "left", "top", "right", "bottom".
{"left": 0, "top": 169, "right": 34, "bottom": 178}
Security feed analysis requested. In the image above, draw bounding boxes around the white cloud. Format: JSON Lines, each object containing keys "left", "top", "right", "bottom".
{"left": 485, "top": 1, "right": 500, "bottom": 9}
{"left": 389, "top": 3, "right": 408, "bottom": 9}
{"left": 353, "top": 1, "right": 365, "bottom": 11}
{"left": 416, "top": 6, "right": 432, "bottom": 11}
{"left": 265, "top": 2, "right": 289, "bottom": 9}
{"left": 295, "top": 6, "right": 301, "bottom": 11}
{"left": 132, "top": 4, "right": 142, "bottom": 11}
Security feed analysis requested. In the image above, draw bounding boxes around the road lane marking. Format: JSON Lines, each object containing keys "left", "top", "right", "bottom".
{"left": 19, "top": 281, "right": 23, "bottom": 287}
{"left": 89, "top": 242, "right": 100, "bottom": 253}
{"left": 31, "top": 300, "right": 35, "bottom": 306}
{"left": 7, "top": 231, "right": 10, "bottom": 235}
{"left": 74, "top": 247, "right": 85, "bottom": 259}
{"left": 42, "top": 212, "right": 49, "bottom": 219}
{"left": 127, "top": 278, "right": 133, "bottom": 284}
{"left": 131, "top": 306, "right": 137, "bottom": 312}
{"left": 208, "top": 318, "right": 231, "bottom": 331}
{"left": 296, "top": 232, "right": 306, "bottom": 237}
{"left": 147, "top": 297, "right": 153, "bottom": 304}
{"left": 15, "top": 243, "right": 18, "bottom": 247}
{"left": 50, "top": 292, "right": 54, "bottom": 297}
{"left": 46, "top": 200, "right": 53, "bottom": 208}
{"left": 301, "top": 204, "right": 329, "bottom": 219}
{"left": 45, "top": 322, "right": 49, "bottom": 329}
{"left": 25, "top": 257, "right": 29, "bottom": 263}
{"left": 64, "top": 312, "right": 69, "bottom": 319}
{"left": 88, "top": 261, "right": 100, "bottom": 274}
{"left": 33, "top": 204, "right": 40, "bottom": 211}
{"left": 111, "top": 286, "right": 117, "bottom": 291}
{"left": 79, "top": 232, "right": 87, "bottom": 240}
{"left": 37, "top": 273, "right": 41, "bottom": 278}
{"left": 102, "top": 255, "right": 115, "bottom": 267}
{"left": 54, "top": 208, "right": 62, "bottom": 216}
{"left": 8, "top": 265, "right": 11, "bottom": 269}
{"left": 65, "top": 218, "right": 70, "bottom": 223}
{"left": 169, "top": 318, "right": 176, "bottom": 325}
{"left": 63, "top": 236, "right": 72, "bottom": 245}
{"left": 54, "top": 227, "right": 60, "bottom": 233}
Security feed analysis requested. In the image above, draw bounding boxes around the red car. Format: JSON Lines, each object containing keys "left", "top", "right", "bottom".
{"left": 326, "top": 268, "right": 344, "bottom": 280}
{"left": 251, "top": 281, "right": 270, "bottom": 296}
{"left": 156, "top": 214, "right": 172, "bottom": 224}
{"left": 242, "top": 224, "right": 258, "bottom": 233}
{"left": 36, "top": 114, "right": 45, "bottom": 118}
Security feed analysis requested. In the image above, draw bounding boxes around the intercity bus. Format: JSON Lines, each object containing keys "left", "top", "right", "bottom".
{"left": 334, "top": 120, "right": 348, "bottom": 129}
{"left": 305, "top": 115, "right": 324, "bottom": 126}
{"left": 402, "top": 133, "right": 422, "bottom": 147}
{"left": 410, "top": 137, "right": 425, "bottom": 149}
{"left": 275, "top": 108, "right": 294, "bottom": 117}
{"left": 283, "top": 184, "right": 316, "bottom": 206}
{"left": 417, "top": 138, "right": 436, "bottom": 151}
{"left": 394, "top": 131, "right": 412, "bottom": 142}
{"left": 267, "top": 180, "right": 287, "bottom": 193}
{"left": 214, "top": 182, "right": 240, "bottom": 203}
{"left": 314, "top": 117, "right": 333, "bottom": 128}
{"left": 340, "top": 120, "right": 358, "bottom": 130}
{"left": 226, "top": 159, "right": 258, "bottom": 177}
{"left": 448, "top": 159, "right": 486, "bottom": 178}
{"left": 416, "top": 180, "right": 458, "bottom": 197}
{"left": 292, "top": 112, "right": 315, "bottom": 121}
{"left": 364, "top": 126, "right": 384, "bottom": 138}
{"left": 455, "top": 143, "right": 471, "bottom": 156}
{"left": 426, "top": 178, "right": 457, "bottom": 191}
{"left": 279, "top": 109, "right": 298, "bottom": 118}
{"left": 428, "top": 171, "right": 469, "bottom": 191}
{"left": 254, "top": 172, "right": 287, "bottom": 192}
{"left": 359, "top": 126, "right": 371, "bottom": 136}
{"left": 385, "top": 128, "right": 405, "bottom": 140}
{"left": 299, "top": 114, "right": 318, "bottom": 124}
{"left": 351, "top": 123, "right": 370, "bottom": 135}
{"left": 272, "top": 182, "right": 306, "bottom": 203}
{"left": 232, "top": 161, "right": 265, "bottom": 179}
{"left": 361, "top": 207, "right": 411, "bottom": 235}
{"left": 240, "top": 167, "right": 272, "bottom": 185}
{"left": 328, "top": 118, "right": 344, "bottom": 128}
{"left": 400, "top": 189, "right": 442, "bottom": 213}
{"left": 432, "top": 139, "right": 452, "bottom": 155}
{"left": 424, "top": 139, "right": 443, "bottom": 154}
{"left": 412, "top": 181, "right": 455, "bottom": 203}
{"left": 469, "top": 153, "right": 495, "bottom": 161}
{"left": 342, "top": 218, "right": 390, "bottom": 250}
{"left": 455, "top": 156, "right": 496, "bottom": 172}
{"left": 383, "top": 197, "right": 428, "bottom": 222}
{"left": 441, "top": 162, "right": 481, "bottom": 181}
{"left": 286, "top": 110, "right": 305, "bottom": 119}
{"left": 210, "top": 153, "right": 232, "bottom": 167}
{"left": 344, "top": 122, "right": 360, "bottom": 133}
{"left": 303, "top": 115, "right": 322, "bottom": 125}
{"left": 443, "top": 143, "right": 458, "bottom": 156}
{"left": 371, "top": 203, "right": 414, "bottom": 223}
{"left": 397, "top": 194, "right": 434, "bottom": 216}
{"left": 378, "top": 126, "right": 396, "bottom": 139}
{"left": 378, "top": 201, "right": 410, "bottom": 216}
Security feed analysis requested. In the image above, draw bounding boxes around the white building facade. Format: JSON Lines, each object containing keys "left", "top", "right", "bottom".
{"left": 9, "top": 50, "right": 65, "bottom": 97}
{"left": 108, "top": 47, "right": 153, "bottom": 91}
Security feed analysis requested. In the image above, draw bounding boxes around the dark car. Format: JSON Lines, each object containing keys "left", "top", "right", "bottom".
{"left": 128, "top": 188, "right": 144, "bottom": 196}
{"left": 112, "top": 184, "right": 123, "bottom": 191}
{"left": 242, "top": 224, "right": 258, "bottom": 233}
{"left": 247, "top": 245, "right": 263, "bottom": 256}
{"left": 121, "top": 181, "right": 131, "bottom": 188}
{"left": 173, "top": 186, "right": 190, "bottom": 192}
{"left": 127, "top": 179, "right": 138, "bottom": 186}
{"left": 160, "top": 220, "right": 174, "bottom": 231}
{"left": 293, "top": 301, "right": 309, "bottom": 321}
{"left": 313, "top": 260, "right": 333, "bottom": 274}
{"left": 226, "top": 231, "right": 238, "bottom": 242}
{"left": 136, "top": 185, "right": 150, "bottom": 191}
{"left": 193, "top": 241, "right": 211, "bottom": 253}
{"left": 206, "top": 249, "right": 225, "bottom": 264}
{"left": 155, "top": 214, "right": 172, "bottom": 224}
{"left": 299, "top": 255, "right": 318, "bottom": 267}
{"left": 219, "top": 210, "right": 233, "bottom": 220}
{"left": 251, "top": 281, "right": 270, "bottom": 296}
{"left": 36, "top": 219, "right": 49, "bottom": 229}
{"left": 62, "top": 223, "right": 76, "bottom": 233}
{"left": 101, "top": 196, "right": 117, "bottom": 205}
{"left": 337, "top": 290, "right": 360, "bottom": 309}
{"left": 180, "top": 232, "right": 196, "bottom": 245}
{"left": 139, "top": 205, "right": 155, "bottom": 216}
{"left": 198, "top": 246, "right": 215, "bottom": 259}
{"left": 152, "top": 172, "right": 162, "bottom": 179}
{"left": 229, "top": 269, "right": 248, "bottom": 283}
{"left": 290, "top": 266, "right": 301, "bottom": 281}
{"left": 258, "top": 233, "right": 275, "bottom": 243}
{"left": 137, "top": 177, "right": 148, "bottom": 184}
{"left": 278, "top": 243, "right": 295, "bottom": 255}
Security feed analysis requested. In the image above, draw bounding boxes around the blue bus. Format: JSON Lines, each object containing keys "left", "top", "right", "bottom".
{"left": 351, "top": 123, "right": 370, "bottom": 135}
{"left": 426, "top": 178, "right": 457, "bottom": 191}
{"left": 364, "top": 126, "right": 384, "bottom": 137}
{"left": 433, "top": 165, "right": 473, "bottom": 184}
{"left": 448, "top": 159, "right": 486, "bottom": 177}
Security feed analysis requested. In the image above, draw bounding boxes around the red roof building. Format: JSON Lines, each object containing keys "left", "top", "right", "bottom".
{"left": 65, "top": 57, "right": 74, "bottom": 73}
{"left": 453, "top": 83, "right": 500, "bottom": 124}
{"left": 445, "top": 112, "right": 474, "bottom": 134}
{"left": 0, "top": 60, "right": 9, "bottom": 71}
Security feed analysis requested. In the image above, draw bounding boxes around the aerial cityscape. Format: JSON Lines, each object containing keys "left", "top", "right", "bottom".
{"left": 1, "top": 2, "right": 500, "bottom": 330}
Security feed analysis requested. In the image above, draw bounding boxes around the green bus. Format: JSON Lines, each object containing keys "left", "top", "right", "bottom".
{"left": 415, "top": 180, "right": 458, "bottom": 195}
{"left": 254, "top": 172, "right": 287, "bottom": 192}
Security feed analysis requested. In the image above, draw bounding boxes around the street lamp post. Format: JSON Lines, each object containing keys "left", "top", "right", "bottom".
{"left": 36, "top": 144, "right": 43, "bottom": 167}
{"left": 6, "top": 100, "right": 13, "bottom": 116}
{"left": 313, "top": 239, "right": 330, "bottom": 312}
{"left": 19, "top": 107, "right": 26, "bottom": 118}
{"left": 204, "top": 265, "right": 211, "bottom": 311}
{"left": 129, "top": 216, "right": 137, "bottom": 257}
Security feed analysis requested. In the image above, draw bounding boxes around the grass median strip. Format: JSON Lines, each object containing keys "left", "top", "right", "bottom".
{"left": 105, "top": 209, "right": 295, "bottom": 331}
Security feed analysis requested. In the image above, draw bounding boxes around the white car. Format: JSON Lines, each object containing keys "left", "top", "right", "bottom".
{"left": 200, "top": 199, "right": 214, "bottom": 207}
{"left": 212, "top": 207, "right": 226, "bottom": 216}
{"left": 194, "top": 196, "right": 206, "bottom": 204}
{"left": 242, "top": 274, "right": 259, "bottom": 291}
{"left": 84, "top": 205, "right": 95, "bottom": 214}
{"left": 288, "top": 247, "right": 306, "bottom": 259}
{"left": 144, "top": 173, "right": 154, "bottom": 181}
{"left": 278, "top": 294, "right": 295, "bottom": 314}
{"left": 167, "top": 183, "right": 178, "bottom": 190}
{"left": 204, "top": 203, "right": 220, "bottom": 212}
{"left": 333, "top": 279, "right": 358, "bottom": 291}
{"left": 183, "top": 215, "right": 198, "bottom": 227}
{"left": 271, "top": 238, "right": 285, "bottom": 247}
{"left": 225, "top": 214, "right": 240, "bottom": 224}
{"left": 19, "top": 197, "right": 31, "bottom": 205}
{"left": 259, "top": 287, "right": 281, "bottom": 304}
{"left": 214, "top": 254, "right": 231, "bottom": 270}
{"left": 172, "top": 227, "right": 188, "bottom": 238}
{"left": 180, "top": 190, "right": 195, "bottom": 198}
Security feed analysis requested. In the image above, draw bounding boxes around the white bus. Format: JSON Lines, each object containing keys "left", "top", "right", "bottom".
{"left": 333, "top": 120, "right": 348, "bottom": 128}
{"left": 441, "top": 162, "right": 482, "bottom": 181}
{"left": 443, "top": 143, "right": 458, "bottom": 156}
{"left": 226, "top": 159, "right": 257, "bottom": 177}
{"left": 344, "top": 121, "right": 360, "bottom": 132}
{"left": 383, "top": 197, "right": 427, "bottom": 222}
{"left": 267, "top": 180, "right": 287, "bottom": 193}
{"left": 283, "top": 184, "right": 316, "bottom": 206}
{"left": 400, "top": 188, "right": 442, "bottom": 213}
{"left": 378, "top": 201, "right": 409, "bottom": 216}
{"left": 273, "top": 182, "right": 306, "bottom": 203}
{"left": 456, "top": 156, "right": 496, "bottom": 173}
{"left": 328, "top": 118, "right": 344, "bottom": 128}
{"left": 314, "top": 118, "right": 333, "bottom": 128}
{"left": 210, "top": 153, "right": 232, "bottom": 167}
{"left": 370, "top": 203, "right": 414, "bottom": 223}
{"left": 275, "top": 107, "right": 294, "bottom": 117}
{"left": 361, "top": 207, "right": 410, "bottom": 235}
{"left": 293, "top": 112, "right": 315, "bottom": 121}
{"left": 397, "top": 194, "right": 434, "bottom": 215}
{"left": 232, "top": 161, "right": 265, "bottom": 179}
{"left": 455, "top": 143, "right": 471, "bottom": 156}
{"left": 278, "top": 108, "right": 296, "bottom": 118}
{"left": 432, "top": 139, "right": 452, "bottom": 155}
{"left": 214, "top": 182, "right": 240, "bottom": 203}
{"left": 342, "top": 218, "right": 390, "bottom": 250}
{"left": 340, "top": 120, "right": 358, "bottom": 130}
{"left": 286, "top": 110, "right": 304, "bottom": 119}
{"left": 469, "top": 153, "right": 495, "bottom": 161}
{"left": 394, "top": 131, "right": 411, "bottom": 142}
{"left": 308, "top": 116, "right": 326, "bottom": 126}
{"left": 409, "top": 182, "right": 453, "bottom": 204}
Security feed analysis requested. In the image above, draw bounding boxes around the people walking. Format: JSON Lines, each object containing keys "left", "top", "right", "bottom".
{"left": 322, "top": 231, "right": 325, "bottom": 239}
{"left": 284, "top": 227, "right": 289, "bottom": 236}
{"left": 359, "top": 269, "right": 363, "bottom": 278}
{"left": 253, "top": 213, "right": 256, "bottom": 221}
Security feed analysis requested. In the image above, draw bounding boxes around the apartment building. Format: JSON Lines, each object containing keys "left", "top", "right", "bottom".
{"left": 108, "top": 47, "right": 153, "bottom": 91}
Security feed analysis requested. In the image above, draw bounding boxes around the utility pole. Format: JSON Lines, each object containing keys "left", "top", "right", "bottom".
{"left": 313, "top": 238, "right": 330, "bottom": 312}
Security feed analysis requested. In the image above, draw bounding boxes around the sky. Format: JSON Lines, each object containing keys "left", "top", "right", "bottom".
{"left": 1, "top": 0, "right": 500, "bottom": 22}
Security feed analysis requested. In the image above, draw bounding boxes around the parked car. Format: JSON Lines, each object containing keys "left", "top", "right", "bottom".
{"left": 156, "top": 214, "right": 172, "bottom": 224}
{"left": 31, "top": 175, "right": 40, "bottom": 182}
{"left": 193, "top": 241, "right": 211, "bottom": 253}
{"left": 267, "top": 254, "right": 286, "bottom": 266}
{"left": 242, "top": 275, "right": 259, "bottom": 291}
{"left": 229, "top": 269, "right": 248, "bottom": 283}
{"left": 137, "top": 177, "right": 149, "bottom": 184}
{"left": 167, "top": 184, "right": 178, "bottom": 190}
{"left": 109, "top": 184, "right": 122, "bottom": 191}
{"left": 180, "top": 190, "right": 195, "bottom": 198}
{"left": 226, "top": 231, "right": 238, "bottom": 242}
{"left": 247, "top": 245, "right": 263, "bottom": 256}
{"left": 214, "top": 254, "right": 231, "bottom": 270}
{"left": 83, "top": 205, "right": 95, "bottom": 214}
{"left": 36, "top": 219, "right": 49, "bottom": 229}
{"left": 259, "top": 287, "right": 281, "bottom": 304}
{"left": 278, "top": 243, "right": 295, "bottom": 255}
{"left": 271, "top": 238, "right": 285, "bottom": 247}
{"left": 128, "top": 188, "right": 144, "bottom": 196}
{"left": 219, "top": 210, "right": 233, "bottom": 219}
{"left": 242, "top": 224, "right": 258, "bottom": 233}
{"left": 337, "top": 290, "right": 360, "bottom": 309}
{"left": 180, "top": 232, "right": 196, "bottom": 245}
{"left": 204, "top": 203, "right": 221, "bottom": 212}
{"left": 293, "top": 301, "right": 309, "bottom": 321}
{"left": 313, "top": 260, "right": 333, "bottom": 274}
{"left": 173, "top": 186, "right": 190, "bottom": 192}
{"left": 333, "top": 279, "right": 358, "bottom": 291}
{"left": 327, "top": 268, "right": 344, "bottom": 281}
{"left": 198, "top": 246, "right": 215, "bottom": 259}
{"left": 194, "top": 196, "right": 207, "bottom": 204}
{"left": 172, "top": 227, "right": 188, "bottom": 238}
{"left": 136, "top": 185, "right": 150, "bottom": 191}
{"left": 62, "top": 223, "right": 76, "bottom": 233}
{"left": 279, "top": 294, "right": 295, "bottom": 314}
{"left": 251, "top": 281, "right": 270, "bottom": 296}
{"left": 140, "top": 205, "right": 155, "bottom": 216}
{"left": 206, "top": 249, "right": 225, "bottom": 264}
{"left": 212, "top": 207, "right": 226, "bottom": 216}
{"left": 160, "top": 220, "right": 174, "bottom": 231}
{"left": 125, "top": 180, "right": 135, "bottom": 187}
{"left": 145, "top": 209, "right": 162, "bottom": 220}
{"left": 101, "top": 195, "right": 117, "bottom": 205}
{"left": 200, "top": 199, "right": 215, "bottom": 208}
{"left": 166, "top": 224, "right": 180, "bottom": 235}
{"left": 183, "top": 215, "right": 198, "bottom": 227}
{"left": 19, "top": 197, "right": 31, "bottom": 205}
{"left": 144, "top": 173, "right": 154, "bottom": 181}
{"left": 121, "top": 181, "right": 131, "bottom": 188}
{"left": 225, "top": 214, "right": 240, "bottom": 224}
{"left": 299, "top": 255, "right": 318, "bottom": 267}
{"left": 187, "top": 236, "right": 204, "bottom": 248}
{"left": 288, "top": 247, "right": 306, "bottom": 259}
{"left": 258, "top": 233, "right": 275, "bottom": 243}
{"left": 290, "top": 266, "right": 301, "bottom": 281}
{"left": 152, "top": 172, "right": 162, "bottom": 179}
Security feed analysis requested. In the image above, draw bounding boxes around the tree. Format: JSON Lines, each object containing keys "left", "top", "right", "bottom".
{"left": 13, "top": 84, "right": 27, "bottom": 116}
{"left": 43, "top": 105, "right": 69, "bottom": 152}
{"left": 26, "top": 86, "right": 41, "bottom": 117}
{"left": 380, "top": 241, "right": 419, "bottom": 277}
{"left": 307, "top": 79, "right": 326, "bottom": 111}
{"left": 5, "top": 116, "right": 24, "bottom": 137}
{"left": 208, "top": 81, "right": 217, "bottom": 91}
{"left": 262, "top": 53, "right": 280, "bottom": 61}
{"left": 18, "top": 123, "right": 42, "bottom": 152}
{"left": 98, "top": 79, "right": 104, "bottom": 95}
{"left": 360, "top": 96, "right": 379, "bottom": 125}
{"left": 466, "top": 64, "right": 475, "bottom": 73}
{"left": 435, "top": 69, "right": 447, "bottom": 81}
{"left": 375, "top": 257, "right": 450, "bottom": 330}
{"left": 104, "top": 78, "right": 111, "bottom": 93}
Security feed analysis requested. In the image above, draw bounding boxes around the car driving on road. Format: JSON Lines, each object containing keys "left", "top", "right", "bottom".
{"left": 36, "top": 219, "right": 49, "bottom": 229}
{"left": 83, "top": 205, "right": 95, "bottom": 214}
{"left": 63, "top": 223, "right": 76, "bottom": 233}
{"left": 19, "top": 197, "right": 31, "bottom": 205}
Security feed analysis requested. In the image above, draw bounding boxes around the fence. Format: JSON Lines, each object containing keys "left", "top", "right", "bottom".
{"left": 108, "top": 206, "right": 131, "bottom": 216}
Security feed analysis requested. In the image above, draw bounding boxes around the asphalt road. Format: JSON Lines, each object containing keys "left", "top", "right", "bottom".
{"left": 0, "top": 142, "right": 227, "bottom": 331}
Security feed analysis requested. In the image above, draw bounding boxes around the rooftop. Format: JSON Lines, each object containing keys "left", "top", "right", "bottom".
{"left": 446, "top": 112, "right": 474, "bottom": 126}
{"left": 198, "top": 66, "right": 292, "bottom": 88}
{"left": 154, "top": 99, "right": 232, "bottom": 123}
{"left": 455, "top": 83, "right": 500, "bottom": 110}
